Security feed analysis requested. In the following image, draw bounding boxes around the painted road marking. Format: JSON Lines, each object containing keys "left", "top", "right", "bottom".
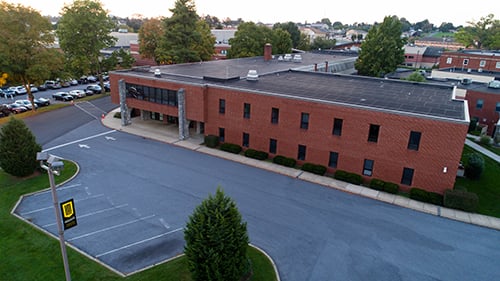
{"left": 42, "top": 204, "right": 128, "bottom": 228}
{"left": 34, "top": 183, "right": 82, "bottom": 195}
{"left": 43, "top": 130, "right": 116, "bottom": 152}
{"left": 78, "top": 144, "right": 90, "bottom": 149}
{"left": 20, "top": 194, "right": 104, "bottom": 216}
{"left": 95, "top": 227, "right": 184, "bottom": 258}
{"left": 68, "top": 214, "right": 156, "bottom": 242}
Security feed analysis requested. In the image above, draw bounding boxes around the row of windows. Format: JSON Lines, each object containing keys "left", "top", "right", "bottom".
{"left": 445, "top": 57, "right": 500, "bottom": 69}
{"left": 219, "top": 127, "right": 415, "bottom": 185}
{"left": 218, "top": 100, "right": 422, "bottom": 151}
{"left": 126, "top": 83, "right": 178, "bottom": 106}
{"left": 475, "top": 99, "right": 500, "bottom": 112}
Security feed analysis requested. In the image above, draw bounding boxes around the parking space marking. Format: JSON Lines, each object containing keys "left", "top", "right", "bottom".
{"left": 68, "top": 214, "right": 156, "bottom": 242}
{"left": 95, "top": 227, "right": 184, "bottom": 258}
{"left": 42, "top": 203, "right": 128, "bottom": 228}
{"left": 43, "top": 130, "right": 116, "bottom": 152}
{"left": 20, "top": 194, "right": 104, "bottom": 216}
{"left": 33, "top": 183, "right": 82, "bottom": 196}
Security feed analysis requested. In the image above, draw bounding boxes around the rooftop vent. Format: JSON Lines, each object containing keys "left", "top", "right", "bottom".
{"left": 246, "top": 70, "right": 258, "bottom": 81}
{"left": 154, "top": 69, "right": 161, "bottom": 77}
{"left": 293, "top": 54, "right": 302, "bottom": 63}
{"left": 461, "top": 78, "right": 472, "bottom": 85}
{"left": 283, "top": 54, "right": 292, "bottom": 61}
{"left": 488, "top": 80, "right": 500, "bottom": 89}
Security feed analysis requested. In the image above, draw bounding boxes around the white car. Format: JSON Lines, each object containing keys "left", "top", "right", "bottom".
{"left": 69, "top": 89, "right": 86, "bottom": 98}
{"left": 14, "top": 99, "right": 37, "bottom": 109}
{"left": 8, "top": 86, "right": 27, "bottom": 95}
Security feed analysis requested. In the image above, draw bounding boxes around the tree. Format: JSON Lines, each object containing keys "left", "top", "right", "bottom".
{"left": 454, "top": 14, "right": 500, "bottom": 49}
{"left": 273, "top": 22, "right": 301, "bottom": 48}
{"left": 184, "top": 187, "right": 249, "bottom": 281}
{"left": 57, "top": 0, "right": 117, "bottom": 91}
{"left": 138, "top": 18, "right": 164, "bottom": 64}
{"left": 228, "top": 22, "right": 275, "bottom": 58}
{"left": 0, "top": 117, "right": 42, "bottom": 177}
{"left": 438, "top": 22, "right": 455, "bottom": 32}
{"left": 0, "top": 2, "right": 64, "bottom": 110}
{"left": 310, "top": 37, "right": 336, "bottom": 50}
{"left": 156, "top": 0, "right": 214, "bottom": 64}
{"left": 272, "top": 28, "right": 292, "bottom": 54}
{"left": 405, "top": 71, "right": 426, "bottom": 82}
{"left": 464, "top": 152, "right": 485, "bottom": 180}
{"left": 355, "top": 16, "right": 406, "bottom": 77}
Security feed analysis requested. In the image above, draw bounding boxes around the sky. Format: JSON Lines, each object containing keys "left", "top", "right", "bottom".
{"left": 7, "top": 0, "right": 499, "bottom": 27}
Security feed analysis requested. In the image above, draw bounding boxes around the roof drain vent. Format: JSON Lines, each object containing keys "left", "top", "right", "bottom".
{"left": 247, "top": 70, "right": 258, "bottom": 81}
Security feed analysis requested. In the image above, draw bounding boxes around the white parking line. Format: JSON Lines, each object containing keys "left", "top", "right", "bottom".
{"left": 20, "top": 194, "right": 104, "bottom": 216}
{"left": 34, "top": 183, "right": 82, "bottom": 196}
{"left": 68, "top": 214, "right": 156, "bottom": 242}
{"left": 95, "top": 227, "right": 183, "bottom": 258}
{"left": 43, "top": 130, "right": 116, "bottom": 152}
{"left": 42, "top": 204, "right": 128, "bottom": 228}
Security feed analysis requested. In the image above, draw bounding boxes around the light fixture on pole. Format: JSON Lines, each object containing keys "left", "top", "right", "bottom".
{"left": 36, "top": 152, "right": 72, "bottom": 281}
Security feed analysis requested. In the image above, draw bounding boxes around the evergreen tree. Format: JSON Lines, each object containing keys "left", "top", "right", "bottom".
{"left": 0, "top": 117, "right": 42, "bottom": 177}
{"left": 184, "top": 187, "right": 249, "bottom": 281}
{"left": 355, "top": 16, "right": 406, "bottom": 77}
{"left": 156, "top": 0, "right": 214, "bottom": 64}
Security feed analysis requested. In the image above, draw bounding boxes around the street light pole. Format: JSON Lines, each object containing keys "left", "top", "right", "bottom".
{"left": 38, "top": 152, "right": 71, "bottom": 281}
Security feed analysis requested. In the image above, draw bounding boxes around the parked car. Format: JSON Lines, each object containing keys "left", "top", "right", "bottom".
{"left": 14, "top": 99, "right": 37, "bottom": 110}
{"left": 45, "top": 80, "right": 62, "bottom": 89}
{"left": 8, "top": 103, "right": 28, "bottom": 114}
{"left": 27, "top": 84, "right": 38, "bottom": 93}
{"left": 85, "top": 84, "right": 102, "bottom": 95}
{"left": 0, "top": 104, "right": 11, "bottom": 117}
{"left": 87, "top": 75, "right": 98, "bottom": 83}
{"left": 69, "top": 89, "right": 86, "bottom": 98}
{"left": 8, "top": 86, "right": 27, "bottom": 95}
{"left": 34, "top": 97, "right": 50, "bottom": 107}
{"left": 68, "top": 78, "right": 79, "bottom": 86}
{"left": 0, "top": 88, "right": 16, "bottom": 98}
{"left": 60, "top": 80, "right": 71, "bottom": 88}
{"left": 52, "top": 91, "right": 74, "bottom": 101}
{"left": 37, "top": 84, "right": 47, "bottom": 91}
{"left": 103, "top": 82, "right": 110, "bottom": 92}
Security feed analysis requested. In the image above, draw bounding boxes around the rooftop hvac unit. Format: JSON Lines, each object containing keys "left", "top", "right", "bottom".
{"left": 154, "top": 69, "right": 161, "bottom": 77}
{"left": 488, "top": 80, "right": 500, "bottom": 89}
{"left": 478, "top": 68, "right": 483, "bottom": 72}
{"left": 461, "top": 78, "right": 472, "bottom": 85}
{"left": 293, "top": 54, "right": 302, "bottom": 63}
{"left": 246, "top": 70, "right": 258, "bottom": 81}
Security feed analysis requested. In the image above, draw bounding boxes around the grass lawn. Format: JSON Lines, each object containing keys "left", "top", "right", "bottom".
{"left": 0, "top": 161, "right": 277, "bottom": 281}
{"left": 455, "top": 145, "right": 500, "bottom": 217}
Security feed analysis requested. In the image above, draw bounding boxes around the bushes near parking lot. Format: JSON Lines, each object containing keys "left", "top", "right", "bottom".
{"left": 272, "top": 155, "right": 296, "bottom": 168}
{"left": 369, "top": 179, "right": 399, "bottom": 194}
{"left": 220, "top": 143, "right": 242, "bottom": 154}
{"left": 409, "top": 187, "right": 430, "bottom": 202}
{"left": 334, "top": 170, "right": 363, "bottom": 185}
{"left": 244, "top": 149, "right": 268, "bottom": 160}
{"left": 444, "top": 189, "right": 479, "bottom": 212}
{"left": 204, "top": 135, "right": 219, "bottom": 148}
{"left": 301, "top": 163, "right": 327, "bottom": 176}
{"left": 464, "top": 152, "right": 485, "bottom": 180}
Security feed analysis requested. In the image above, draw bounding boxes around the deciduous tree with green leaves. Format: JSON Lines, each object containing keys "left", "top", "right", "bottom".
{"left": 156, "top": 0, "right": 214, "bottom": 64}
{"left": 184, "top": 187, "right": 250, "bottom": 281}
{"left": 454, "top": 14, "right": 500, "bottom": 50}
{"left": 0, "top": 2, "right": 64, "bottom": 110}
{"left": 355, "top": 16, "right": 406, "bottom": 77}
{"left": 138, "top": 17, "right": 164, "bottom": 64}
{"left": 0, "top": 117, "right": 42, "bottom": 177}
{"left": 57, "top": 0, "right": 117, "bottom": 91}
{"left": 273, "top": 22, "right": 301, "bottom": 48}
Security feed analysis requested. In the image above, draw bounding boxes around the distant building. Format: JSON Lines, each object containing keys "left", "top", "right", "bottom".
{"left": 109, "top": 46, "right": 468, "bottom": 194}
{"left": 403, "top": 45, "right": 443, "bottom": 69}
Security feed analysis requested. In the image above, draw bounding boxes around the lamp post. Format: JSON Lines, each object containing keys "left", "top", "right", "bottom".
{"left": 36, "top": 152, "right": 72, "bottom": 281}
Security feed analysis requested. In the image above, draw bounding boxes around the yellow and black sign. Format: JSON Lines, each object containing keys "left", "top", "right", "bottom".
{"left": 60, "top": 199, "right": 77, "bottom": 230}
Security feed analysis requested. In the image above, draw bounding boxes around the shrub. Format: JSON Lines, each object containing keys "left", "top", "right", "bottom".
{"left": 383, "top": 182, "right": 399, "bottom": 194}
{"left": 272, "top": 155, "right": 296, "bottom": 168}
{"left": 428, "top": 192, "right": 444, "bottom": 206}
{"left": 409, "top": 188, "right": 430, "bottom": 203}
{"left": 464, "top": 152, "right": 484, "bottom": 180}
{"left": 204, "top": 135, "right": 219, "bottom": 148}
{"left": 244, "top": 149, "right": 268, "bottom": 160}
{"left": 479, "top": 135, "right": 491, "bottom": 146}
{"left": 444, "top": 189, "right": 479, "bottom": 212}
{"left": 113, "top": 111, "right": 121, "bottom": 118}
{"left": 334, "top": 170, "right": 363, "bottom": 185}
{"left": 220, "top": 143, "right": 242, "bottom": 154}
{"left": 301, "top": 163, "right": 327, "bottom": 175}
{"left": 369, "top": 179, "right": 385, "bottom": 191}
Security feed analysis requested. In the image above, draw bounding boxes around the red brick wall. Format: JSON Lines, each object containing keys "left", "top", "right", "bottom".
{"left": 467, "top": 90, "right": 500, "bottom": 135}
{"left": 205, "top": 87, "right": 468, "bottom": 193}
{"left": 439, "top": 52, "right": 500, "bottom": 72}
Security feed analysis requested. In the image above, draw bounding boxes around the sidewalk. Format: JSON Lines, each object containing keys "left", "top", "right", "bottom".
{"left": 465, "top": 136, "right": 500, "bottom": 163}
{"left": 101, "top": 109, "right": 500, "bottom": 231}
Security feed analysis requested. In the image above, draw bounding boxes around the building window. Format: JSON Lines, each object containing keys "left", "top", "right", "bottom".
{"left": 243, "top": 103, "right": 251, "bottom": 119}
{"left": 479, "top": 60, "right": 486, "bottom": 67}
{"left": 401, "top": 167, "right": 414, "bottom": 185}
{"left": 328, "top": 152, "right": 339, "bottom": 168}
{"left": 463, "top": 59, "right": 469, "bottom": 65}
{"left": 271, "top": 107, "right": 279, "bottom": 124}
{"left": 496, "top": 102, "right": 500, "bottom": 112}
{"left": 242, "top": 132, "right": 249, "bottom": 147}
{"left": 363, "top": 159, "right": 374, "bottom": 176}
{"left": 332, "top": 118, "right": 343, "bottom": 136}
{"left": 368, "top": 124, "right": 380, "bottom": 143}
{"left": 219, "top": 99, "right": 225, "bottom": 114}
{"left": 300, "top": 113, "right": 309, "bottom": 129}
{"left": 446, "top": 57, "right": 452, "bottom": 64}
{"left": 476, "top": 99, "right": 484, "bottom": 109}
{"left": 269, "top": 138, "right": 277, "bottom": 154}
{"left": 219, "top": 127, "right": 225, "bottom": 142}
{"left": 126, "top": 83, "right": 178, "bottom": 106}
{"left": 297, "top": 144, "right": 306, "bottom": 160}
{"left": 496, "top": 62, "right": 500, "bottom": 69}
{"left": 408, "top": 131, "right": 422, "bottom": 151}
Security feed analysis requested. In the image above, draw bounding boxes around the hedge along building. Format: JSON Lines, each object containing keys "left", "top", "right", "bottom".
{"left": 109, "top": 46, "right": 469, "bottom": 194}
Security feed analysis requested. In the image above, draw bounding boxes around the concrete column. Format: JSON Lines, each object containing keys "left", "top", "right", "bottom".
{"left": 118, "top": 79, "right": 131, "bottom": 126}
{"left": 178, "top": 88, "right": 189, "bottom": 140}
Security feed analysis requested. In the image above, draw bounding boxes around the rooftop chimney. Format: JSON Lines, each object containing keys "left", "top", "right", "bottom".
{"left": 264, "top": 43, "right": 272, "bottom": 61}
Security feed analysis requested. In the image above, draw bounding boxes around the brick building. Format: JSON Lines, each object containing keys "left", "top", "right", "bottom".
{"left": 110, "top": 49, "right": 468, "bottom": 194}
{"left": 439, "top": 50, "right": 500, "bottom": 73}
